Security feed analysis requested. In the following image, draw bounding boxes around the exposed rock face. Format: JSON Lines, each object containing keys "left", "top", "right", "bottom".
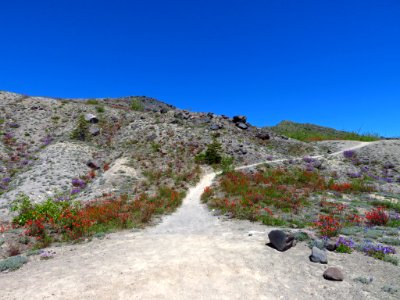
{"left": 267, "top": 230, "right": 295, "bottom": 252}
{"left": 323, "top": 267, "right": 344, "bottom": 281}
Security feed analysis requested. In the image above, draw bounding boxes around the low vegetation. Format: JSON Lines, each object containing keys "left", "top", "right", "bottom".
{"left": 270, "top": 120, "right": 379, "bottom": 142}
{"left": 7, "top": 188, "right": 185, "bottom": 249}
{"left": 202, "top": 165, "right": 399, "bottom": 264}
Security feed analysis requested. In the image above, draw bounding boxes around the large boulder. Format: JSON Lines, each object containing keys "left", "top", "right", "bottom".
{"left": 309, "top": 246, "right": 328, "bottom": 264}
{"left": 323, "top": 267, "right": 344, "bottom": 281}
{"left": 256, "top": 132, "right": 270, "bottom": 140}
{"left": 233, "top": 115, "right": 247, "bottom": 123}
{"left": 268, "top": 230, "right": 295, "bottom": 252}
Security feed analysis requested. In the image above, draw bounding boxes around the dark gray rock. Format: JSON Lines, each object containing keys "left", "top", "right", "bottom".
{"left": 233, "top": 115, "right": 247, "bottom": 123}
{"left": 8, "top": 123, "right": 20, "bottom": 128}
{"left": 89, "top": 125, "right": 100, "bottom": 136}
{"left": 310, "top": 246, "right": 328, "bottom": 264}
{"left": 86, "top": 160, "right": 101, "bottom": 170}
{"left": 268, "top": 230, "right": 295, "bottom": 252}
{"left": 256, "top": 132, "right": 270, "bottom": 140}
{"left": 323, "top": 267, "right": 344, "bottom": 281}
{"left": 84, "top": 113, "right": 99, "bottom": 124}
{"left": 236, "top": 122, "right": 248, "bottom": 130}
{"left": 325, "top": 240, "right": 337, "bottom": 251}
{"left": 210, "top": 124, "right": 222, "bottom": 131}
{"left": 160, "top": 108, "right": 168, "bottom": 114}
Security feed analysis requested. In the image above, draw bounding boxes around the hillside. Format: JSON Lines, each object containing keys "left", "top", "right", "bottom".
{"left": 0, "top": 91, "right": 400, "bottom": 299}
{"left": 269, "top": 120, "right": 379, "bottom": 142}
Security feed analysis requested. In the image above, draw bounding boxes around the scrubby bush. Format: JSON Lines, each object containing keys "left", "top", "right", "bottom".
{"left": 130, "top": 98, "right": 144, "bottom": 111}
{"left": 70, "top": 115, "right": 89, "bottom": 141}
{"left": 0, "top": 255, "right": 28, "bottom": 272}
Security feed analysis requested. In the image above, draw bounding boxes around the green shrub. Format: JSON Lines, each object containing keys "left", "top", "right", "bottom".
{"left": 354, "top": 277, "right": 373, "bottom": 285}
{"left": 220, "top": 156, "right": 234, "bottom": 174}
{"left": 336, "top": 243, "right": 353, "bottom": 253}
{"left": 130, "top": 98, "right": 144, "bottom": 111}
{"left": 70, "top": 115, "right": 89, "bottom": 141}
{"left": 96, "top": 106, "right": 105, "bottom": 113}
{"left": 86, "top": 99, "right": 98, "bottom": 105}
{"left": 0, "top": 256, "right": 28, "bottom": 272}
{"left": 383, "top": 255, "right": 399, "bottom": 266}
{"left": 204, "top": 137, "right": 222, "bottom": 165}
{"left": 293, "top": 231, "right": 310, "bottom": 242}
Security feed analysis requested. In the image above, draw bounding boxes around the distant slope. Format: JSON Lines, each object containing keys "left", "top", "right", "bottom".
{"left": 268, "top": 120, "right": 379, "bottom": 142}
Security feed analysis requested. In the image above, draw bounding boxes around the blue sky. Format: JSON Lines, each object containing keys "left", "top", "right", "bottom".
{"left": 1, "top": 1, "right": 399, "bottom": 136}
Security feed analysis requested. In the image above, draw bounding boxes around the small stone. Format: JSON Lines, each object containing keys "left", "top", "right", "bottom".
{"left": 210, "top": 124, "right": 221, "bottom": 131}
{"left": 268, "top": 230, "right": 295, "bottom": 252}
{"left": 89, "top": 126, "right": 100, "bottom": 136}
{"left": 84, "top": 113, "right": 99, "bottom": 124}
{"left": 310, "top": 246, "right": 328, "bottom": 264}
{"left": 86, "top": 160, "right": 101, "bottom": 170}
{"left": 323, "top": 267, "right": 344, "bottom": 281}
{"left": 160, "top": 108, "right": 168, "bottom": 114}
{"left": 325, "top": 240, "right": 337, "bottom": 251}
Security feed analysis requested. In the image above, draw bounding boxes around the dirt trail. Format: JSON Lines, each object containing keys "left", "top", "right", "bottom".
{"left": 0, "top": 141, "right": 393, "bottom": 300}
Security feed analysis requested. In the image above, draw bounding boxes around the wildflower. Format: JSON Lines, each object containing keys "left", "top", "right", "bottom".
{"left": 70, "top": 188, "right": 81, "bottom": 195}
{"left": 343, "top": 150, "right": 356, "bottom": 159}
{"left": 347, "top": 172, "right": 361, "bottom": 178}
{"left": 365, "top": 207, "right": 389, "bottom": 226}
{"left": 303, "top": 157, "right": 315, "bottom": 164}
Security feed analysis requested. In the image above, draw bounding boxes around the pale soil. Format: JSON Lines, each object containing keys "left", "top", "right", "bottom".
{"left": 0, "top": 141, "right": 399, "bottom": 300}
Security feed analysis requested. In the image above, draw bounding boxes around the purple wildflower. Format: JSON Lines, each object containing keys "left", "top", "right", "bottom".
{"left": 348, "top": 172, "right": 361, "bottom": 178}
{"left": 71, "top": 178, "right": 86, "bottom": 188}
{"left": 303, "top": 157, "right": 315, "bottom": 164}
{"left": 305, "top": 164, "right": 314, "bottom": 172}
{"left": 2, "top": 177, "right": 11, "bottom": 184}
{"left": 41, "top": 136, "right": 53, "bottom": 146}
{"left": 336, "top": 236, "right": 355, "bottom": 248}
{"left": 70, "top": 188, "right": 81, "bottom": 195}
{"left": 361, "top": 241, "right": 396, "bottom": 256}
{"left": 343, "top": 150, "right": 356, "bottom": 159}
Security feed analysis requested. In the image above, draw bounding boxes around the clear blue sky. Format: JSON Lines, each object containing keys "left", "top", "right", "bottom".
{"left": 1, "top": 1, "right": 399, "bottom": 136}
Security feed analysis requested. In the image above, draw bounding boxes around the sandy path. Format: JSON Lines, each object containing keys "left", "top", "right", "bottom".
{"left": 1, "top": 141, "right": 397, "bottom": 300}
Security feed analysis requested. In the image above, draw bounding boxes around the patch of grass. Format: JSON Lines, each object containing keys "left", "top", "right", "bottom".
{"left": 130, "top": 98, "right": 144, "bottom": 111}
{"left": 354, "top": 277, "right": 373, "bottom": 285}
{"left": 383, "top": 255, "right": 399, "bottom": 266}
{"left": 258, "top": 215, "right": 287, "bottom": 226}
{"left": 0, "top": 255, "right": 28, "bottom": 272}
{"left": 371, "top": 200, "right": 400, "bottom": 213}
{"left": 270, "top": 120, "right": 379, "bottom": 142}
{"left": 293, "top": 231, "right": 310, "bottom": 242}
{"left": 96, "top": 106, "right": 105, "bottom": 113}
{"left": 86, "top": 99, "right": 99, "bottom": 105}
{"left": 382, "top": 285, "right": 398, "bottom": 294}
